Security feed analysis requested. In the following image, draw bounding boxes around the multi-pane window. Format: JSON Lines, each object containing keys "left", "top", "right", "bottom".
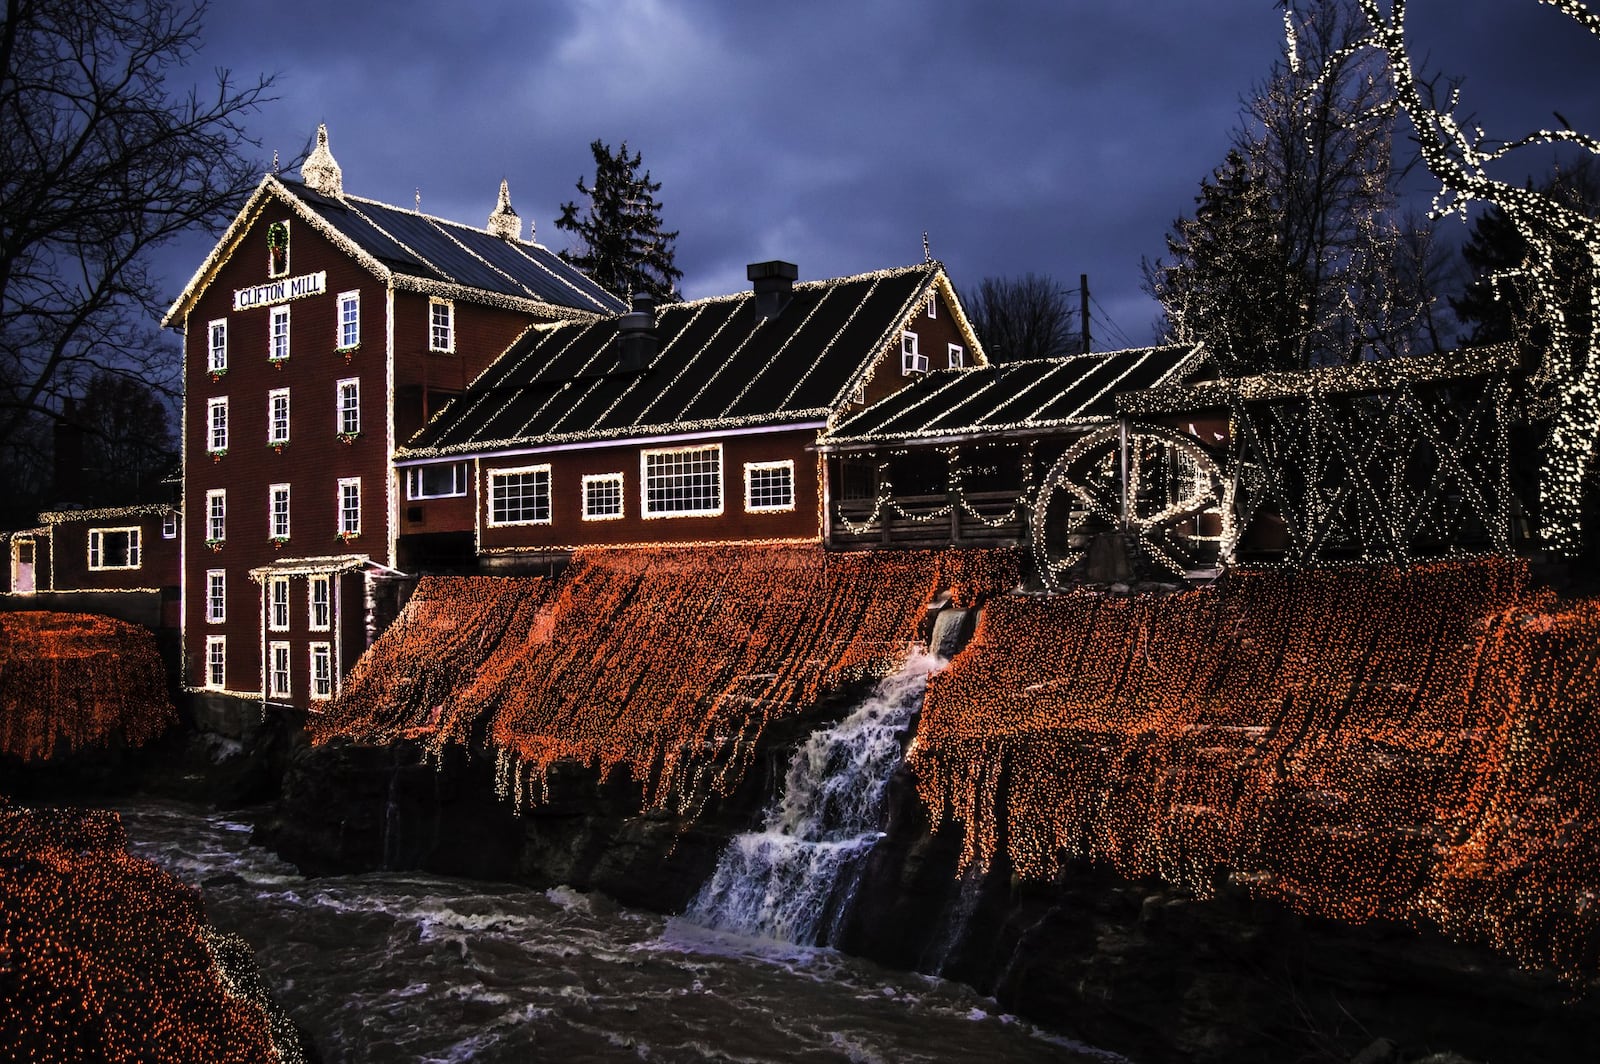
{"left": 206, "top": 570, "right": 225, "bottom": 623}
{"left": 406, "top": 462, "right": 467, "bottom": 499}
{"left": 582, "top": 473, "right": 625, "bottom": 520}
{"left": 744, "top": 461, "right": 796, "bottom": 512}
{"left": 88, "top": 528, "right": 140, "bottom": 569}
{"left": 270, "top": 483, "right": 290, "bottom": 539}
{"left": 901, "top": 332, "right": 927, "bottom": 375}
{"left": 208, "top": 319, "right": 227, "bottom": 373}
{"left": 488, "top": 466, "right": 551, "bottom": 526}
{"left": 268, "top": 389, "right": 290, "bottom": 444}
{"left": 337, "top": 379, "right": 360, "bottom": 435}
{"left": 269, "top": 305, "right": 290, "bottom": 362}
{"left": 642, "top": 444, "right": 722, "bottom": 518}
{"left": 309, "top": 575, "right": 330, "bottom": 631}
{"left": 207, "top": 489, "right": 226, "bottom": 542}
{"left": 337, "top": 290, "right": 360, "bottom": 349}
{"left": 948, "top": 343, "right": 965, "bottom": 369}
{"left": 429, "top": 299, "right": 454, "bottom": 352}
{"left": 207, "top": 397, "right": 228, "bottom": 453}
{"left": 928, "top": 297, "right": 937, "bottom": 319}
{"left": 269, "top": 576, "right": 290, "bottom": 631}
{"left": 162, "top": 512, "right": 177, "bottom": 539}
{"left": 338, "top": 478, "right": 361, "bottom": 535}
{"left": 310, "top": 643, "right": 332, "bottom": 701}
{"left": 205, "top": 636, "right": 226, "bottom": 689}
{"left": 269, "top": 641, "right": 290, "bottom": 698}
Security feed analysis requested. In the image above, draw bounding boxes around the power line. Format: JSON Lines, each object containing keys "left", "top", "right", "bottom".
{"left": 1088, "top": 292, "right": 1136, "bottom": 349}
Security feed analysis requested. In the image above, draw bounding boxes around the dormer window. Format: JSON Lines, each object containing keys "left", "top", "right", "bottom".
{"left": 901, "top": 331, "right": 927, "bottom": 375}
{"left": 267, "top": 220, "right": 290, "bottom": 278}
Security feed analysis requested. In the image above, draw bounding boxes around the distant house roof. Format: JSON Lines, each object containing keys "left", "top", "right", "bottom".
{"left": 163, "top": 174, "right": 625, "bottom": 327}
{"left": 399, "top": 263, "right": 972, "bottom": 461}
{"left": 818, "top": 344, "right": 1207, "bottom": 451}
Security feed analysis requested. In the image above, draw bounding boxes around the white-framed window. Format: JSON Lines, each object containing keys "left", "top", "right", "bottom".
{"left": 205, "top": 636, "right": 226, "bottom": 690}
{"left": 429, "top": 298, "right": 454, "bottom": 352}
{"left": 269, "top": 576, "right": 290, "bottom": 631}
{"left": 487, "top": 465, "right": 551, "bottom": 526}
{"left": 267, "top": 219, "right": 290, "bottom": 278}
{"left": 641, "top": 444, "right": 722, "bottom": 518}
{"left": 338, "top": 478, "right": 361, "bottom": 535}
{"left": 309, "top": 575, "right": 330, "bottom": 631}
{"left": 581, "top": 472, "right": 625, "bottom": 521}
{"left": 927, "top": 296, "right": 937, "bottom": 319}
{"left": 901, "top": 332, "right": 927, "bottom": 375}
{"left": 269, "top": 305, "right": 290, "bottom": 362}
{"left": 207, "top": 319, "right": 228, "bottom": 373}
{"left": 88, "top": 527, "right": 141, "bottom": 570}
{"left": 207, "top": 397, "right": 228, "bottom": 453}
{"left": 406, "top": 462, "right": 467, "bottom": 500}
{"left": 948, "top": 343, "right": 965, "bottom": 369}
{"left": 269, "top": 641, "right": 291, "bottom": 698}
{"left": 268, "top": 388, "right": 290, "bottom": 444}
{"left": 310, "top": 642, "right": 333, "bottom": 701}
{"left": 744, "top": 460, "right": 796, "bottom": 513}
{"left": 207, "top": 489, "right": 226, "bottom": 542}
{"left": 337, "top": 378, "right": 360, "bottom": 436}
{"left": 206, "top": 569, "right": 225, "bottom": 623}
{"left": 270, "top": 483, "right": 290, "bottom": 540}
{"left": 162, "top": 512, "right": 178, "bottom": 539}
{"left": 337, "top": 290, "right": 360, "bottom": 349}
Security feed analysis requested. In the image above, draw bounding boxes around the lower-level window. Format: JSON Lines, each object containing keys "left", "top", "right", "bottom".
{"left": 488, "top": 465, "right": 552, "bottom": 525}
{"left": 642, "top": 444, "right": 722, "bottom": 518}
{"left": 205, "top": 636, "right": 225, "bottom": 689}
{"left": 206, "top": 570, "right": 225, "bottom": 623}
{"left": 338, "top": 478, "right": 361, "bottom": 535}
{"left": 406, "top": 462, "right": 468, "bottom": 499}
{"left": 582, "top": 472, "right": 624, "bottom": 520}
{"left": 309, "top": 574, "right": 330, "bottom": 631}
{"left": 310, "top": 642, "right": 332, "bottom": 700}
{"left": 88, "top": 527, "right": 140, "bottom": 570}
{"left": 744, "top": 460, "right": 796, "bottom": 512}
{"left": 269, "top": 576, "right": 290, "bottom": 631}
{"left": 269, "top": 641, "right": 291, "bottom": 698}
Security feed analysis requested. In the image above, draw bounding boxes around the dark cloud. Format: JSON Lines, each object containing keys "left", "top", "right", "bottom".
{"left": 161, "top": 0, "right": 1599, "bottom": 346}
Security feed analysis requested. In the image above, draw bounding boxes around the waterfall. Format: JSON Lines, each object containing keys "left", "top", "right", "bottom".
{"left": 687, "top": 610, "right": 970, "bottom": 946}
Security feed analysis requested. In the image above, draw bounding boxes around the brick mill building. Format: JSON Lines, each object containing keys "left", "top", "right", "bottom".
{"left": 161, "top": 126, "right": 623, "bottom": 710}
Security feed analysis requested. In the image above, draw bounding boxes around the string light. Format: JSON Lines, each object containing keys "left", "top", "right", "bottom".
{"left": 911, "top": 557, "right": 1600, "bottom": 981}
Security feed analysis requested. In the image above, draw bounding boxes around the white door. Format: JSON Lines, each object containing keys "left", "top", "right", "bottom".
{"left": 12, "top": 539, "right": 35, "bottom": 594}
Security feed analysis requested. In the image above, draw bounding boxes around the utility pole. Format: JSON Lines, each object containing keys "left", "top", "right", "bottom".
{"left": 1080, "top": 274, "right": 1091, "bottom": 354}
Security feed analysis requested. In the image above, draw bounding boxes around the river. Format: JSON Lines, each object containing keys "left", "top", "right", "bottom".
{"left": 116, "top": 801, "right": 1115, "bottom": 1063}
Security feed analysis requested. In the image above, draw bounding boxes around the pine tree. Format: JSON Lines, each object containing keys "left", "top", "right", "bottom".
{"left": 555, "top": 140, "right": 683, "bottom": 304}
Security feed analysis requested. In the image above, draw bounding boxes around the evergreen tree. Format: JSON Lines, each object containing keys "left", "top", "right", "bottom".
{"left": 555, "top": 140, "right": 683, "bottom": 304}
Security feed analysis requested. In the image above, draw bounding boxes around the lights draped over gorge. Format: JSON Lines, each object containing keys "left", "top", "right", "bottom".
{"left": 910, "top": 556, "right": 1600, "bottom": 981}
{"left": 312, "top": 545, "right": 1021, "bottom": 811}
{"left": 0, "top": 612, "right": 175, "bottom": 762}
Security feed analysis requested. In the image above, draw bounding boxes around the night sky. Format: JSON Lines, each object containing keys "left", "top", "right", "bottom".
{"left": 163, "top": 1, "right": 1599, "bottom": 347}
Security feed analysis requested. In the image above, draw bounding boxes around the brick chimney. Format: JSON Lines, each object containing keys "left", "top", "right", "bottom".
{"left": 748, "top": 260, "right": 798, "bottom": 321}
{"left": 617, "top": 293, "right": 656, "bottom": 372}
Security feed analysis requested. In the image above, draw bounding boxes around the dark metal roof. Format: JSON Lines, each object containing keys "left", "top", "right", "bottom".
{"left": 819, "top": 344, "right": 1205, "bottom": 449}
{"left": 279, "top": 179, "right": 625, "bottom": 314}
{"left": 400, "top": 264, "right": 944, "bottom": 458}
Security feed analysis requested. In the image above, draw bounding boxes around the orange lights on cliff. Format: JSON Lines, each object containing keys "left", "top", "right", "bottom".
{"left": 0, "top": 612, "right": 176, "bottom": 762}
{"left": 315, "top": 545, "right": 1021, "bottom": 813}
{"left": 910, "top": 557, "right": 1600, "bottom": 981}
{"left": 0, "top": 800, "right": 283, "bottom": 1061}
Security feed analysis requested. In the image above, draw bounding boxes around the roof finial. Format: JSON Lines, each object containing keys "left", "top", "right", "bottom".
{"left": 415, "top": 187, "right": 421, "bottom": 213}
{"left": 922, "top": 231, "right": 932, "bottom": 263}
{"left": 271, "top": 148, "right": 279, "bottom": 174}
{"left": 300, "top": 123, "right": 343, "bottom": 196}
{"left": 487, "top": 178, "right": 523, "bottom": 241}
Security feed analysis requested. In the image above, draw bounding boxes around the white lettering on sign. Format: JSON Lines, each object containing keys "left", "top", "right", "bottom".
{"left": 233, "top": 271, "right": 327, "bottom": 311}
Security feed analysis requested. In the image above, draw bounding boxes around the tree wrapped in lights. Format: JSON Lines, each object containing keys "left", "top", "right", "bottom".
{"left": 0, "top": 611, "right": 175, "bottom": 762}
{"left": 910, "top": 557, "right": 1600, "bottom": 980}
{"left": 1345, "top": 0, "right": 1600, "bottom": 555}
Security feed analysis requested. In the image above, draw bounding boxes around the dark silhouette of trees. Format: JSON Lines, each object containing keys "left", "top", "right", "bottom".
{"left": 961, "top": 274, "right": 1081, "bottom": 362}
{"left": 555, "top": 140, "right": 683, "bottom": 304}
{"left": 0, "top": 0, "right": 275, "bottom": 468}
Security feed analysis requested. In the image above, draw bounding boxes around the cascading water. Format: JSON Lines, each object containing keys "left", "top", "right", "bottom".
{"left": 687, "top": 610, "right": 969, "bottom": 946}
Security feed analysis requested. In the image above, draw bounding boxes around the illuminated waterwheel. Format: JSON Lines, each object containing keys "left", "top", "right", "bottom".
{"left": 1030, "top": 424, "right": 1233, "bottom": 589}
